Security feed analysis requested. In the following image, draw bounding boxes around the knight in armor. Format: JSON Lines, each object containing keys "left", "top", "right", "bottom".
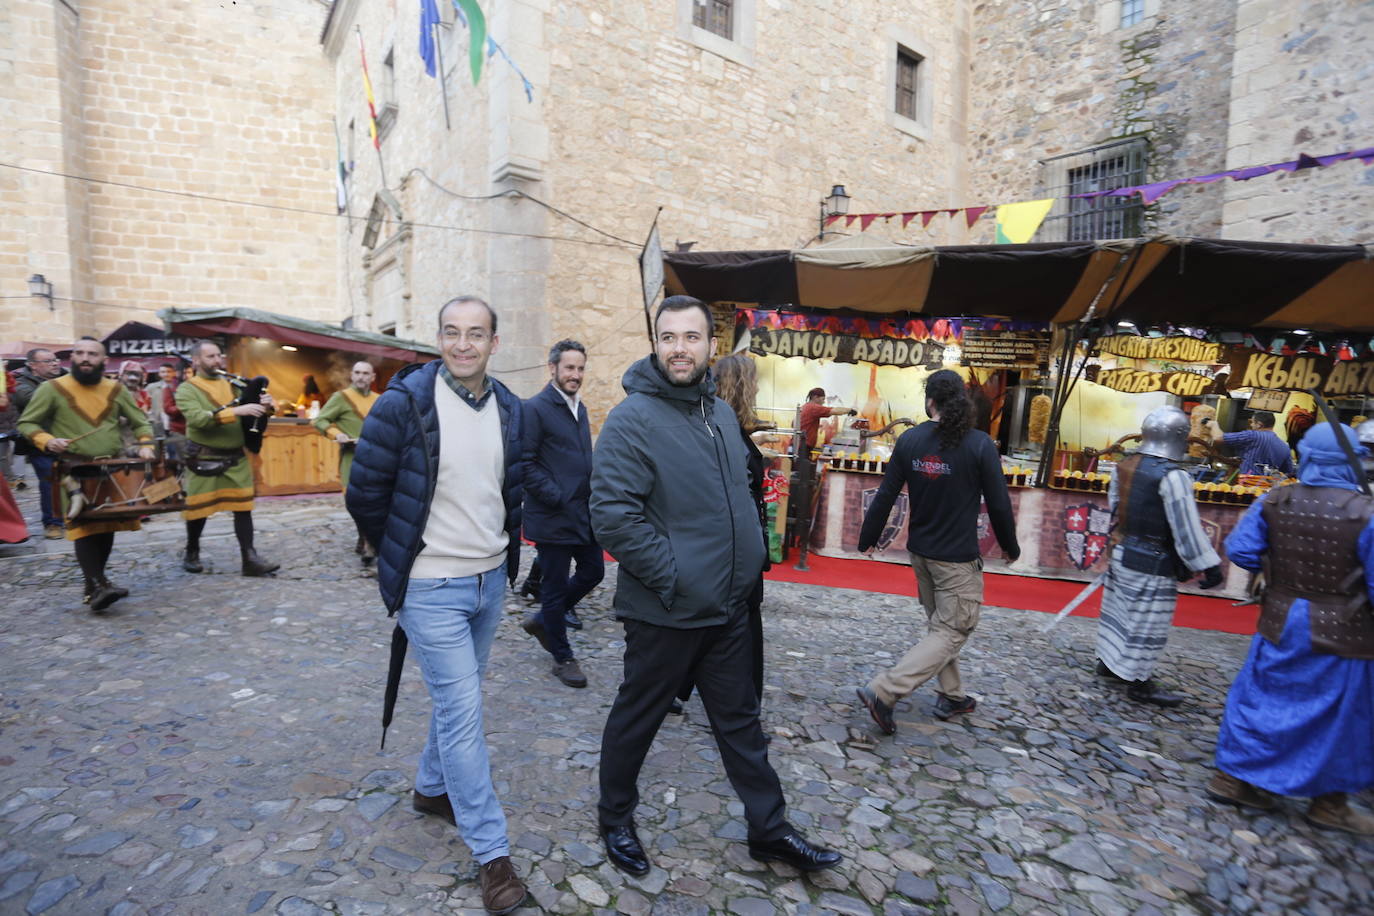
{"left": 1205, "top": 422, "right": 1374, "bottom": 834}
{"left": 1096, "top": 407, "right": 1224, "bottom": 707}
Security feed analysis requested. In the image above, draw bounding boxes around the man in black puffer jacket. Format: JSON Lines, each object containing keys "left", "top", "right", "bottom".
{"left": 347, "top": 296, "right": 527, "bottom": 915}
{"left": 590, "top": 295, "right": 841, "bottom": 878}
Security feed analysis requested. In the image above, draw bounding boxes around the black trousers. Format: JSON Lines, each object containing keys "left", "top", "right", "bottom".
{"left": 598, "top": 604, "right": 787, "bottom": 842}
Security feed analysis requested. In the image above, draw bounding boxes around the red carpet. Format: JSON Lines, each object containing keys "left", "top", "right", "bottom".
{"left": 764, "top": 552, "right": 1258, "bottom": 635}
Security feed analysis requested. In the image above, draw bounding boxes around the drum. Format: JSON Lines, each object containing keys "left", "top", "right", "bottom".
{"left": 54, "top": 456, "right": 187, "bottom": 520}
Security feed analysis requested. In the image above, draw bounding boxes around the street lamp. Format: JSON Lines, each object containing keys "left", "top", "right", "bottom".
{"left": 28, "top": 273, "right": 54, "bottom": 309}
{"left": 818, "top": 184, "right": 850, "bottom": 239}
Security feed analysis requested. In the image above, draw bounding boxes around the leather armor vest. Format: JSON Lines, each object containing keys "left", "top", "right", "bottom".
{"left": 1259, "top": 484, "right": 1374, "bottom": 659}
{"left": 1112, "top": 453, "right": 1184, "bottom": 578}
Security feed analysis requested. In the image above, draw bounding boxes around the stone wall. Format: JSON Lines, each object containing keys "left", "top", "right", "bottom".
{"left": 0, "top": 0, "right": 337, "bottom": 347}
{"left": 965, "top": 0, "right": 1238, "bottom": 242}
{"left": 1221, "top": 0, "right": 1374, "bottom": 244}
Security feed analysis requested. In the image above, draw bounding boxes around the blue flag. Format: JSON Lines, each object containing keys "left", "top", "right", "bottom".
{"left": 419, "top": 0, "right": 441, "bottom": 78}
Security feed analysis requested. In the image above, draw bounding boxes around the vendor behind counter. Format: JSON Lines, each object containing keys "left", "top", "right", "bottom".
{"left": 799, "top": 387, "right": 856, "bottom": 450}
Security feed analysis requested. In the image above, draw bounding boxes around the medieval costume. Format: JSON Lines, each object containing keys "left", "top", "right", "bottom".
{"left": 175, "top": 373, "right": 279, "bottom": 577}
{"left": 1096, "top": 407, "right": 1223, "bottom": 706}
{"left": 1206, "top": 423, "right": 1374, "bottom": 835}
{"left": 314, "top": 385, "right": 379, "bottom": 566}
{"left": 17, "top": 374, "right": 153, "bottom": 609}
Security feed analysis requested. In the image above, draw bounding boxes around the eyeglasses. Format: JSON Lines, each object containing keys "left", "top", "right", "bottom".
{"left": 440, "top": 328, "right": 491, "bottom": 344}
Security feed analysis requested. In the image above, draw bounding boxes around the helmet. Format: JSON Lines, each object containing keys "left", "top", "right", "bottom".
{"left": 1137, "top": 406, "right": 1191, "bottom": 461}
{"left": 1357, "top": 419, "right": 1374, "bottom": 482}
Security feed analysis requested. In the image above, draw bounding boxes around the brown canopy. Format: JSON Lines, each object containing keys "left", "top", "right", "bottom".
{"left": 663, "top": 235, "right": 1374, "bottom": 332}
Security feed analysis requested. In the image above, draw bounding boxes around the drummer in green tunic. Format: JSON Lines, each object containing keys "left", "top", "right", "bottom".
{"left": 313, "top": 360, "right": 380, "bottom": 568}
{"left": 18, "top": 337, "right": 155, "bottom": 611}
{"left": 175, "top": 340, "right": 280, "bottom": 577}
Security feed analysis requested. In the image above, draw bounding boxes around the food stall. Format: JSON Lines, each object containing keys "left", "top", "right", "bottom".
{"left": 664, "top": 235, "right": 1374, "bottom": 599}
{"left": 158, "top": 306, "right": 437, "bottom": 495}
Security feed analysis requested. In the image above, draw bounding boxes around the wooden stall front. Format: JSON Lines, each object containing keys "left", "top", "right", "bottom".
{"left": 161, "top": 306, "right": 437, "bottom": 496}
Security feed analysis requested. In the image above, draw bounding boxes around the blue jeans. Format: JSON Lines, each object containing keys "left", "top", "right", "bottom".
{"left": 535, "top": 542, "right": 605, "bottom": 663}
{"left": 27, "top": 453, "right": 60, "bottom": 527}
{"left": 397, "top": 565, "right": 510, "bottom": 864}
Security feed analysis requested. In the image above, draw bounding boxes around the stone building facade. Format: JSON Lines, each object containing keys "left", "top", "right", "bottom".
{"left": 1, "top": 0, "right": 336, "bottom": 348}
{"left": 322, "top": 0, "right": 981, "bottom": 410}
{"left": 965, "top": 0, "right": 1372, "bottom": 246}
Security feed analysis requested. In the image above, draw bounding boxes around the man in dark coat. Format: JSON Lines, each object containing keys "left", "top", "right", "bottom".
{"left": 347, "top": 296, "right": 527, "bottom": 915}
{"left": 590, "top": 295, "right": 841, "bottom": 878}
{"left": 519, "top": 339, "right": 602, "bottom": 688}
{"left": 12, "top": 348, "right": 66, "bottom": 538}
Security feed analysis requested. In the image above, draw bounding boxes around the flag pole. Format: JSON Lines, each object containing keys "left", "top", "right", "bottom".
{"left": 434, "top": 21, "right": 452, "bottom": 130}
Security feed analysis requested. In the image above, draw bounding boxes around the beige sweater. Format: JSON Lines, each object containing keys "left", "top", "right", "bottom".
{"left": 410, "top": 376, "right": 508, "bottom": 579}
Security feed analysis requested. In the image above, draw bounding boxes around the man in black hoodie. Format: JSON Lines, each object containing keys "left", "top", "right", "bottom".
{"left": 590, "top": 296, "right": 840, "bottom": 877}
{"left": 855, "top": 369, "right": 1020, "bottom": 733}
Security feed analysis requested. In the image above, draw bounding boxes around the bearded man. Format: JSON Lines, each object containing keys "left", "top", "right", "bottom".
{"left": 18, "top": 337, "right": 154, "bottom": 610}
{"left": 314, "top": 360, "right": 380, "bottom": 569}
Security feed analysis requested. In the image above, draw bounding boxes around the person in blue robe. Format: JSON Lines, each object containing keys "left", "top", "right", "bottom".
{"left": 1206, "top": 422, "right": 1374, "bottom": 835}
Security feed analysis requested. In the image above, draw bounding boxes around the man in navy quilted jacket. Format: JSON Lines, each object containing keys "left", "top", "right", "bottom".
{"left": 347, "top": 296, "right": 527, "bottom": 915}
{"left": 519, "top": 339, "right": 603, "bottom": 688}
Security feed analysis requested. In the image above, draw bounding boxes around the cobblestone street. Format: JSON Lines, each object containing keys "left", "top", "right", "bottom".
{"left": 1, "top": 485, "right": 1371, "bottom": 916}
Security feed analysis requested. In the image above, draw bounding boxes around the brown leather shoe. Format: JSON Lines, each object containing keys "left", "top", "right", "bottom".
{"left": 412, "top": 789, "right": 456, "bottom": 826}
{"left": 478, "top": 855, "right": 527, "bottom": 914}
{"left": 1205, "top": 770, "right": 1276, "bottom": 811}
{"left": 1306, "top": 793, "right": 1374, "bottom": 835}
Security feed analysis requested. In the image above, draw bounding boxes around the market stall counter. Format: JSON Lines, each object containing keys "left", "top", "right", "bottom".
{"left": 808, "top": 467, "right": 1254, "bottom": 600}
{"left": 253, "top": 419, "right": 342, "bottom": 496}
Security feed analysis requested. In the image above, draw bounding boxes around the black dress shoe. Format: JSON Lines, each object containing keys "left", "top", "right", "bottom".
{"left": 1126, "top": 679, "right": 1183, "bottom": 707}
{"left": 1096, "top": 660, "right": 1127, "bottom": 681}
{"left": 564, "top": 609, "right": 583, "bottom": 630}
{"left": 600, "top": 823, "right": 650, "bottom": 876}
{"left": 747, "top": 829, "right": 842, "bottom": 872}
{"left": 182, "top": 548, "right": 204, "bottom": 573}
{"left": 412, "top": 789, "right": 456, "bottom": 826}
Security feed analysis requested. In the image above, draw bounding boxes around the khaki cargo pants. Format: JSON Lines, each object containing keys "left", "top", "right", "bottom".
{"left": 870, "top": 553, "right": 983, "bottom": 704}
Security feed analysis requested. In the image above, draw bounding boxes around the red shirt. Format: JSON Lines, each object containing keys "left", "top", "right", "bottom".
{"left": 800, "top": 402, "right": 830, "bottom": 448}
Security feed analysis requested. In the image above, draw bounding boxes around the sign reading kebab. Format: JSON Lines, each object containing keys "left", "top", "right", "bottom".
{"left": 1092, "top": 334, "right": 1374, "bottom": 397}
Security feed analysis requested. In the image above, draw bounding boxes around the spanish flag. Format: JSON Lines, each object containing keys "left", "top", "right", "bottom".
{"left": 357, "top": 30, "right": 381, "bottom": 150}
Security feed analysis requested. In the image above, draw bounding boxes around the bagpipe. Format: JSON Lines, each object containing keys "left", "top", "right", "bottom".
{"left": 222, "top": 372, "right": 271, "bottom": 454}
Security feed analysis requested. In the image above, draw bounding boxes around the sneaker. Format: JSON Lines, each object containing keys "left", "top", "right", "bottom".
{"left": 933, "top": 692, "right": 977, "bottom": 720}
{"left": 552, "top": 657, "right": 587, "bottom": 688}
{"left": 856, "top": 686, "right": 896, "bottom": 735}
{"left": 43, "top": 525, "right": 64, "bottom": 540}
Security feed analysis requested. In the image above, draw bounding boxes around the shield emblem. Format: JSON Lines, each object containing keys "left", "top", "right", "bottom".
{"left": 861, "top": 488, "right": 909, "bottom": 553}
{"left": 1064, "top": 502, "right": 1112, "bottom": 570}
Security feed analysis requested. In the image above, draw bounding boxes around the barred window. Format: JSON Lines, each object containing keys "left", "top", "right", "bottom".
{"left": 693, "top": 0, "right": 733, "bottom": 40}
{"left": 895, "top": 47, "right": 921, "bottom": 121}
{"left": 1120, "top": 0, "right": 1145, "bottom": 28}
{"left": 1036, "top": 139, "right": 1148, "bottom": 242}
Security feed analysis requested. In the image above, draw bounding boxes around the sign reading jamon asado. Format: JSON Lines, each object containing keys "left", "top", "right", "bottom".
{"left": 748, "top": 327, "right": 946, "bottom": 369}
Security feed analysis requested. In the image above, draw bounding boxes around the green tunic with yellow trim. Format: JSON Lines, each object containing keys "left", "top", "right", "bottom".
{"left": 18, "top": 375, "right": 153, "bottom": 540}
{"left": 176, "top": 374, "right": 256, "bottom": 520}
{"left": 312, "top": 387, "right": 378, "bottom": 487}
